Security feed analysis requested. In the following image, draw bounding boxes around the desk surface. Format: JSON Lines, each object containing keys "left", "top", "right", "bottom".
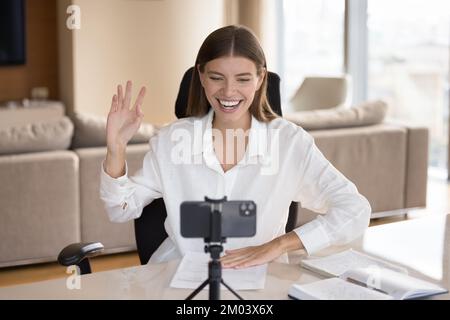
{"left": 1, "top": 213, "right": 449, "bottom": 299}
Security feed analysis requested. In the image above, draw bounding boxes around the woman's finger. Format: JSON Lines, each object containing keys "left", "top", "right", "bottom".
{"left": 221, "top": 250, "right": 248, "bottom": 262}
{"left": 123, "top": 80, "right": 132, "bottom": 109}
{"left": 136, "top": 102, "right": 144, "bottom": 118}
{"left": 225, "top": 247, "right": 249, "bottom": 254}
{"left": 221, "top": 251, "right": 253, "bottom": 266}
{"left": 223, "top": 250, "right": 267, "bottom": 269}
{"left": 133, "top": 86, "right": 146, "bottom": 115}
{"left": 222, "top": 254, "right": 254, "bottom": 268}
{"left": 118, "top": 85, "right": 123, "bottom": 107}
{"left": 110, "top": 94, "right": 118, "bottom": 113}
{"left": 231, "top": 256, "right": 261, "bottom": 269}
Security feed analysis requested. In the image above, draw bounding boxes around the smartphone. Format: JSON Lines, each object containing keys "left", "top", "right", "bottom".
{"left": 180, "top": 200, "right": 257, "bottom": 238}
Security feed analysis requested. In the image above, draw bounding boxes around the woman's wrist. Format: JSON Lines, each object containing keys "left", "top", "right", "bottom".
{"left": 107, "top": 141, "right": 127, "bottom": 156}
{"left": 275, "top": 231, "right": 304, "bottom": 254}
{"left": 105, "top": 150, "right": 126, "bottom": 178}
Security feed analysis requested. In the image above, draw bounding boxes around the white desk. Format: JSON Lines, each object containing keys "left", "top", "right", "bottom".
{"left": 1, "top": 213, "right": 449, "bottom": 299}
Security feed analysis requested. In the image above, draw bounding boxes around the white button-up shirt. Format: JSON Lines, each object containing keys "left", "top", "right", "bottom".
{"left": 100, "top": 108, "right": 371, "bottom": 263}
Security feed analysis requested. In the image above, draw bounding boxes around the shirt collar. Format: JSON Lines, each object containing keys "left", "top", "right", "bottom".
{"left": 191, "top": 108, "right": 268, "bottom": 160}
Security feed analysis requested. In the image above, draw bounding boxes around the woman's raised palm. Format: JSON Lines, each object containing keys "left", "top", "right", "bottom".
{"left": 107, "top": 81, "right": 146, "bottom": 153}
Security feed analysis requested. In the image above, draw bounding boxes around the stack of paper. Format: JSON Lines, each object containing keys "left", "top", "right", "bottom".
{"left": 170, "top": 251, "right": 267, "bottom": 290}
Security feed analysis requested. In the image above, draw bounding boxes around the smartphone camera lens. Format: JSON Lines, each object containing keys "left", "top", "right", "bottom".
{"left": 240, "top": 203, "right": 247, "bottom": 211}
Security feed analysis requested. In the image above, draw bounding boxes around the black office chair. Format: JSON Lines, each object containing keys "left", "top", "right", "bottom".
{"left": 58, "top": 67, "right": 299, "bottom": 274}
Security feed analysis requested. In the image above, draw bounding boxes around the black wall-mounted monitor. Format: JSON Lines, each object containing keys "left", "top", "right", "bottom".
{"left": 0, "top": 0, "right": 26, "bottom": 66}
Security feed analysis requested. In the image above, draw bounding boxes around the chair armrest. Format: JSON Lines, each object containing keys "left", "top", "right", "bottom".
{"left": 58, "top": 242, "right": 104, "bottom": 266}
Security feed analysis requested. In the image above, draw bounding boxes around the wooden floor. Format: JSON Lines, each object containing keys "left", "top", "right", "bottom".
{"left": 0, "top": 176, "right": 448, "bottom": 288}
{"left": 0, "top": 251, "right": 140, "bottom": 288}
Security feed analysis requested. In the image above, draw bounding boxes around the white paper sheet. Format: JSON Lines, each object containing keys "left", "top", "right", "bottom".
{"left": 170, "top": 251, "right": 267, "bottom": 290}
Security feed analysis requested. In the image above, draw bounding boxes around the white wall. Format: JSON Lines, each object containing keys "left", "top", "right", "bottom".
{"left": 60, "top": 0, "right": 225, "bottom": 125}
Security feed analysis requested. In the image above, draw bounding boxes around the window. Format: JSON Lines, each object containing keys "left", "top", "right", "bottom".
{"left": 281, "top": 0, "right": 345, "bottom": 109}
{"left": 367, "top": 0, "right": 450, "bottom": 173}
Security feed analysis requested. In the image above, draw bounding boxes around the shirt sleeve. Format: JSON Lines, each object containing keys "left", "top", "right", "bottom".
{"left": 292, "top": 129, "right": 372, "bottom": 255}
{"left": 99, "top": 137, "right": 163, "bottom": 223}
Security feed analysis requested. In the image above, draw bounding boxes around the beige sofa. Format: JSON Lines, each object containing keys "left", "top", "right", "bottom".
{"left": 298, "top": 123, "right": 428, "bottom": 225}
{"left": 0, "top": 102, "right": 428, "bottom": 267}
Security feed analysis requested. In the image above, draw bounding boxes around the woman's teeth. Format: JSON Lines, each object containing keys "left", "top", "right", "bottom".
{"left": 218, "top": 99, "right": 241, "bottom": 109}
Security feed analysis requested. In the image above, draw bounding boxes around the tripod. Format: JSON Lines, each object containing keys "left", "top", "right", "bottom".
{"left": 185, "top": 197, "right": 243, "bottom": 300}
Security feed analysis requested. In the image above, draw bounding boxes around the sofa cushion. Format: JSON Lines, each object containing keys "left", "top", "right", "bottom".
{"left": 284, "top": 100, "right": 388, "bottom": 130}
{"left": 0, "top": 117, "right": 74, "bottom": 155}
{"left": 71, "top": 112, "right": 158, "bottom": 148}
{"left": 0, "top": 102, "right": 65, "bottom": 127}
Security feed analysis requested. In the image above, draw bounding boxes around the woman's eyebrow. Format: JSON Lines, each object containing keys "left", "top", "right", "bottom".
{"left": 207, "top": 71, "right": 253, "bottom": 77}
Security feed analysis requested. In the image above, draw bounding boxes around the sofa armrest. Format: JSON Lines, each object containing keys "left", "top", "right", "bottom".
{"left": 0, "top": 151, "right": 80, "bottom": 267}
{"left": 405, "top": 126, "right": 428, "bottom": 208}
{"left": 386, "top": 122, "right": 429, "bottom": 209}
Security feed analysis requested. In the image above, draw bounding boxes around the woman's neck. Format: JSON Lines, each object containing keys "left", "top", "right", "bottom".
{"left": 212, "top": 111, "right": 252, "bottom": 133}
{"left": 211, "top": 111, "right": 251, "bottom": 172}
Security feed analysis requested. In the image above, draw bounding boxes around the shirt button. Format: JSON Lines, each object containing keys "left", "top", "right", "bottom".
{"left": 122, "top": 202, "right": 128, "bottom": 210}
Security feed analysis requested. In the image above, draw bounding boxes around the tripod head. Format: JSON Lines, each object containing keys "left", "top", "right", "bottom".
{"left": 203, "top": 196, "right": 227, "bottom": 245}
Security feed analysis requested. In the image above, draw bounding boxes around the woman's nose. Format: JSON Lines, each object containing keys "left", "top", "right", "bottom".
{"left": 222, "top": 80, "right": 236, "bottom": 97}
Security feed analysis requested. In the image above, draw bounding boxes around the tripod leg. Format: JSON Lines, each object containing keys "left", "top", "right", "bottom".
{"left": 221, "top": 280, "right": 244, "bottom": 300}
{"left": 209, "top": 276, "right": 221, "bottom": 300}
{"left": 185, "top": 279, "right": 209, "bottom": 300}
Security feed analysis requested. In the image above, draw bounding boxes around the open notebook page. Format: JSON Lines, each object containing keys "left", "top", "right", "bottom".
{"left": 288, "top": 278, "right": 393, "bottom": 300}
{"left": 301, "top": 249, "right": 408, "bottom": 277}
{"left": 342, "top": 267, "right": 448, "bottom": 300}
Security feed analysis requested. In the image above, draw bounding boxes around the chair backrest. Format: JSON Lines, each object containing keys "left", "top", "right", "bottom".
{"left": 289, "top": 75, "right": 352, "bottom": 111}
{"left": 134, "top": 67, "right": 298, "bottom": 265}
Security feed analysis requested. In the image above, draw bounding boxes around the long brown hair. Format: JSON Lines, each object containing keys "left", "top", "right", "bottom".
{"left": 186, "top": 25, "right": 279, "bottom": 122}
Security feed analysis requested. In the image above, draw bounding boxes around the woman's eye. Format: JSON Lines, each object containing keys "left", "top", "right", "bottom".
{"left": 238, "top": 79, "right": 250, "bottom": 82}
{"left": 209, "top": 77, "right": 223, "bottom": 81}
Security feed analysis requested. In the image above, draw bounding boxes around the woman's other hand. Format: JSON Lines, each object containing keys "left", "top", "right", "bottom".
{"left": 106, "top": 80, "right": 146, "bottom": 154}
{"left": 105, "top": 81, "right": 146, "bottom": 178}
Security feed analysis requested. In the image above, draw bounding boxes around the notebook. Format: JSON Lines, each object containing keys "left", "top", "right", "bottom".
{"left": 288, "top": 277, "right": 393, "bottom": 300}
{"left": 289, "top": 249, "right": 448, "bottom": 300}
{"left": 300, "top": 248, "right": 408, "bottom": 277}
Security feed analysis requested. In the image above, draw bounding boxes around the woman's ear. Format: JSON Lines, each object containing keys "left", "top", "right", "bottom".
{"left": 256, "top": 67, "right": 266, "bottom": 91}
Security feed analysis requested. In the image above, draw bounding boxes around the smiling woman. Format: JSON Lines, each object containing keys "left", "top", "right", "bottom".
{"left": 186, "top": 26, "right": 278, "bottom": 125}
{"left": 100, "top": 25, "right": 371, "bottom": 270}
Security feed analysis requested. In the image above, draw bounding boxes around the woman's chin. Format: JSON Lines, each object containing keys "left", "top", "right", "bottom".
{"left": 214, "top": 108, "right": 241, "bottom": 121}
